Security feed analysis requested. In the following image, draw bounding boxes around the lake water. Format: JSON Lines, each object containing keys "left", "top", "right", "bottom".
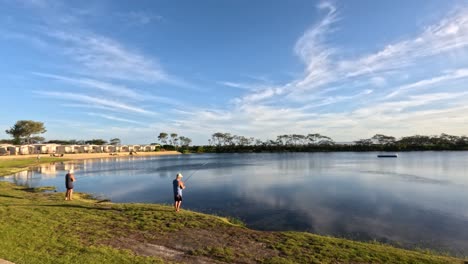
{"left": 2, "top": 152, "right": 468, "bottom": 256}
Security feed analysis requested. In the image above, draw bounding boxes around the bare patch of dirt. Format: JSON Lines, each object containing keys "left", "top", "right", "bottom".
{"left": 102, "top": 234, "right": 223, "bottom": 263}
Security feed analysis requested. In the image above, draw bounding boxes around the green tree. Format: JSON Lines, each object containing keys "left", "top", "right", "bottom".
{"left": 371, "top": 134, "right": 396, "bottom": 145}
{"left": 158, "top": 132, "right": 168, "bottom": 144}
{"left": 355, "top": 139, "right": 373, "bottom": 146}
{"left": 170, "top": 133, "right": 178, "bottom": 147}
{"left": 211, "top": 132, "right": 226, "bottom": 146}
{"left": 5, "top": 120, "right": 47, "bottom": 144}
{"left": 85, "top": 139, "right": 107, "bottom": 145}
{"left": 179, "top": 136, "right": 192, "bottom": 147}
{"left": 276, "top": 135, "right": 289, "bottom": 145}
{"left": 110, "top": 138, "right": 121, "bottom": 146}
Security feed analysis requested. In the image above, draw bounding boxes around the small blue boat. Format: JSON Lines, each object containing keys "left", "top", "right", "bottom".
{"left": 377, "top": 154, "right": 398, "bottom": 158}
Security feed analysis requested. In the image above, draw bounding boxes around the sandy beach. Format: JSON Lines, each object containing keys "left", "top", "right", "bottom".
{"left": 0, "top": 151, "right": 180, "bottom": 161}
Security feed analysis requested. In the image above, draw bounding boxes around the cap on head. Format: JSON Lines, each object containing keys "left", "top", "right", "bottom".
{"left": 176, "top": 173, "right": 183, "bottom": 178}
{"left": 68, "top": 169, "right": 74, "bottom": 174}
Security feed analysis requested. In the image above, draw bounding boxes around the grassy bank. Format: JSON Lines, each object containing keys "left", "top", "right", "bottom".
{"left": 0, "top": 160, "right": 465, "bottom": 263}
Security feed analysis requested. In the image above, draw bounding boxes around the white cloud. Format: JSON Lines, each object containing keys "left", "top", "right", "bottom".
{"left": 370, "top": 77, "right": 387, "bottom": 87}
{"left": 386, "top": 68, "right": 468, "bottom": 98}
{"left": 167, "top": 4, "right": 468, "bottom": 143}
{"left": 35, "top": 91, "right": 154, "bottom": 115}
{"left": 117, "top": 11, "right": 163, "bottom": 26}
{"left": 5, "top": 1, "right": 468, "bottom": 144}
{"left": 340, "top": 9, "right": 468, "bottom": 78}
{"left": 87, "top": 113, "right": 146, "bottom": 125}
{"left": 33, "top": 72, "right": 142, "bottom": 99}
{"left": 45, "top": 30, "right": 172, "bottom": 84}
{"left": 32, "top": 72, "right": 181, "bottom": 106}
{"left": 218, "top": 81, "right": 262, "bottom": 90}
{"left": 240, "top": 87, "right": 284, "bottom": 103}
{"left": 293, "top": 1, "right": 338, "bottom": 89}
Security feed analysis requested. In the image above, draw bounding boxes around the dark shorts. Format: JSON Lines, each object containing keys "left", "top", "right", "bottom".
{"left": 66, "top": 184, "right": 74, "bottom": 190}
{"left": 174, "top": 194, "right": 182, "bottom": 202}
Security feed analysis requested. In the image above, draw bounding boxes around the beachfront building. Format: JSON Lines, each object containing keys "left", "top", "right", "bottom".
{"left": 0, "top": 145, "right": 10, "bottom": 155}
{"left": 0, "top": 143, "right": 168, "bottom": 155}
{"left": 7, "top": 146, "right": 19, "bottom": 155}
{"left": 56, "top": 145, "right": 74, "bottom": 154}
{"left": 19, "top": 145, "right": 32, "bottom": 155}
{"left": 102, "top": 145, "right": 113, "bottom": 152}
{"left": 91, "top": 145, "right": 103, "bottom": 153}
{"left": 132, "top": 145, "right": 141, "bottom": 152}
{"left": 32, "top": 144, "right": 59, "bottom": 154}
{"left": 35, "top": 144, "right": 47, "bottom": 154}
{"left": 72, "top": 145, "right": 81, "bottom": 153}
{"left": 142, "top": 145, "right": 154, "bottom": 152}
{"left": 78, "top": 145, "right": 91, "bottom": 153}
{"left": 120, "top": 145, "right": 129, "bottom": 152}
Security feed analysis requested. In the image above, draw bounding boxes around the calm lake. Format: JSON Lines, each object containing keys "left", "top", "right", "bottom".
{"left": 3, "top": 152, "right": 468, "bottom": 255}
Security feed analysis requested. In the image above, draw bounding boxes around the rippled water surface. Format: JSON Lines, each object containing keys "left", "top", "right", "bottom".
{"left": 3, "top": 152, "right": 468, "bottom": 255}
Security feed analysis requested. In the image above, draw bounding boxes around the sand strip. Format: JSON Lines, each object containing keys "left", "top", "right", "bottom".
{"left": 0, "top": 151, "right": 180, "bottom": 161}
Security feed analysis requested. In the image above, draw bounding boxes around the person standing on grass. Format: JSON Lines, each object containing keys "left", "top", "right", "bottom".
{"left": 65, "top": 169, "right": 76, "bottom": 201}
{"left": 173, "top": 173, "right": 185, "bottom": 212}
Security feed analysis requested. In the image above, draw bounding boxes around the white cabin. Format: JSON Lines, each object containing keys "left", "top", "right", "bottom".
{"left": 7, "top": 146, "right": 19, "bottom": 155}
{"left": 57, "top": 145, "right": 73, "bottom": 154}
{"left": 142, "top": 145, "right": 154, "bottom": 152}
{"left": 92, "top": 145, "right": 103, "bottom": 153}
{"left": 120, "top": 145, "right": 129, "bottom": 152}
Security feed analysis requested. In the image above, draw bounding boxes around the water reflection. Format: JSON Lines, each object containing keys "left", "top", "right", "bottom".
{"left": 1, "top": 152, "right": 468, "bottom": 256}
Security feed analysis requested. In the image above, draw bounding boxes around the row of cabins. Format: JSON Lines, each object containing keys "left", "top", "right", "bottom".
{"left": 0, "top": 144, "right": 160, "bottom": 155}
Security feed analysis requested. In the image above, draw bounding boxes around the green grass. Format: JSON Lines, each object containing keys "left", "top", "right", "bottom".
{"left": 0, "top": 159, "right": 466, "bottom": 263}
{"left": 0, "top": 183, "right": 166, "bottom": 264}
{"left": 0, "top": 183, "right": 464, "bottom": 264}
{"left": 0, "top": 157, "right": 69, "bottom": 177}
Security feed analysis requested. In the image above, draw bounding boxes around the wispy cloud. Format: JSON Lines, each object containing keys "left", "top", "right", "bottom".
{"left": 45, "top": 30, "right": 170, "bottom": 83}
{"left": 293, "top": 1, "right": 338, "bottom": 89}
{"left": 87, "top": 113, "right": 146, "bottom": 125}
{"left": 117, "top": 11, "right": 163, "bottom": 26}
{"left": 33, "top": 72, "right": 142, "bottom": 99}
{"left": 353, "top": 91, "right": 468, "bottom": 119}
{"left": 218, "top": 81, "right": 260, "bottom": 90}
{"left": 34, "top": 72, "right": 183, "bottom": 106}
{"left": 386, "top": 68, "right": 468, "bottom": 98}
{"left": 339, "top": 9, "right": 468, "bottom": 78}
{"left": 35, "top": 91, "right": 154, "bottom": 114}
{"left": 169, "top": 2, "right": 468, "bottom": 142}
{"left": 239, "top": 4, "right": 468, "bottom": 104}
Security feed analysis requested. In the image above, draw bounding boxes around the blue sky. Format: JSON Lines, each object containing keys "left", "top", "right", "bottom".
{"left": 1, "top": 0, "right": 468, "bottom": 144}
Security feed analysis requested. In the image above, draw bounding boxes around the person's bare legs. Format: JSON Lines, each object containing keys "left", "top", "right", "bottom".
{"left": 175, "top": 201, "right": 182, "bottom": 212}
{"left": 65, "top": 189, "right": 69, "bottom": 200}
{"left": 69, "top": 189, "right": 74, "bottom": 200}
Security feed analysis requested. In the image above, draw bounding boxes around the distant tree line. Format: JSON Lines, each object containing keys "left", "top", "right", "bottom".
{"left": 3, "top": 120, "right": 467, "bottom": 153}
{"left": 184, "top": 132, "right": 468, "bottom": 153}
{"left": 157, "top": 132, "right": 192, "bottom": 151}
{"left": 45, "top": 139, "right": 110, "bottom": 145}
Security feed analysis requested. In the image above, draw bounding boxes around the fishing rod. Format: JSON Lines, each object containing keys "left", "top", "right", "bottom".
{"left": 184, "top": 162, "right": 209, "bottom": 183}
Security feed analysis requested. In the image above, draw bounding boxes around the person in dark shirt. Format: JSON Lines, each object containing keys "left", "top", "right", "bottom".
{"left": 65, "top": 169, "right": 76, "bottom": 201}
{"left": 172, "top": 173, "right": 185, "bottom": 212}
